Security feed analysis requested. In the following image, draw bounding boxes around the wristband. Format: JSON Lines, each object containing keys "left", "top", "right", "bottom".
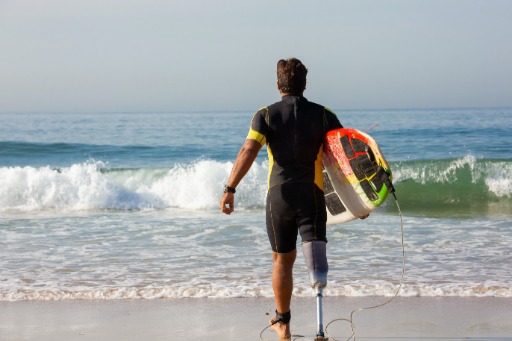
{"left": 224, "top": 185, "right": 236, "bottom": 193}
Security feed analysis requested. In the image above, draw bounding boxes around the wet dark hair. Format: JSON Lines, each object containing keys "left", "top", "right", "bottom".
{"left": 277, "top": 58, "right": 308, "bottom": 95}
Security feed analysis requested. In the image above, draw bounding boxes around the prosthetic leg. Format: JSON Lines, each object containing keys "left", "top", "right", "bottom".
{"left": 302, "top": 241, "right": 329, "bottom": 341}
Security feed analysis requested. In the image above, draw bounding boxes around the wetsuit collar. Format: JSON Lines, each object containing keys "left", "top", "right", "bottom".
{"left": 281, "top": 94, "right": 306, "bottom": 101}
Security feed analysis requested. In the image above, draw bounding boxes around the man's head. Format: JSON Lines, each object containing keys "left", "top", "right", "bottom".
{"left": 277, "top": 58, "right": 308, "bottom": 95}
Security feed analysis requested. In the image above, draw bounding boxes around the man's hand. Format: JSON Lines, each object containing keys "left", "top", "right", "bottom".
{"left": 220, "top": 192, "right": 235, "bottom": 215}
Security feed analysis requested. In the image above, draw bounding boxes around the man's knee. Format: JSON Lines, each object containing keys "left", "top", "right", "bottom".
{"left": 273, "top": 249, "right": 297, "bottom": 266}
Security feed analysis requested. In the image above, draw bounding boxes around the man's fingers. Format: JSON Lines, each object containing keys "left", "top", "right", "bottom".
{"left": 220, "top": 193, "right": 235, "bottom": 215}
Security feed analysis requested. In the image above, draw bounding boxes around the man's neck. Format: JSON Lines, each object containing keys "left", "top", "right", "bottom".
{"left": 280, "top": 92, "right": 302, "bottom": 97}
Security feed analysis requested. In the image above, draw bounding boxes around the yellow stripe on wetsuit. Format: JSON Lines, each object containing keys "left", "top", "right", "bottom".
{"left": 313, "top": 146, "right": 324, "bottom": 191}
{"left": 246, "top": 128, "right": 266, "bottom": 146}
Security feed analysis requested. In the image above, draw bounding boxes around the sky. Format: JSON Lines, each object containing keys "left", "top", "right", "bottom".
{"left": 1, "top": 0, "right": 511, "bottom": 112}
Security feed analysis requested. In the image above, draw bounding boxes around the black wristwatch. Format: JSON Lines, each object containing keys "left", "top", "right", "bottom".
{"left": 224, "top": 185, "right": 236, "bottom": 193}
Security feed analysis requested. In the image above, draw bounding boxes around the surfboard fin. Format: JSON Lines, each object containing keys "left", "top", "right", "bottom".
{"left": 378, "top": 166, "right": 396, "bottom": 199}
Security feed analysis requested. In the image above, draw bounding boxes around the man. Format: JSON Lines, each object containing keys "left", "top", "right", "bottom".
{"left": 219, "top": 58, "right": 343, "bottom": 339}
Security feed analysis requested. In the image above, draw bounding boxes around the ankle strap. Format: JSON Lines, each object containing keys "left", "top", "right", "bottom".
{"left": 272, "top": 310, "right": 291, "bottom": 324}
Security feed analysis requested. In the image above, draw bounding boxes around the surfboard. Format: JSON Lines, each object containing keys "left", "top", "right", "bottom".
{"left": 323, "top": 128, "right": 393, "bottom": 225}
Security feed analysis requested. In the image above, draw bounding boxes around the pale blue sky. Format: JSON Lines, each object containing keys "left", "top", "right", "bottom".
{"left": 1, "top": 0, "right": 511, "bottom": 112}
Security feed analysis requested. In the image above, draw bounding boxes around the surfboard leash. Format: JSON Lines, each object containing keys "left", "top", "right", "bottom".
{"left": 324, "top": 185, "right": 406, "bottom": 341}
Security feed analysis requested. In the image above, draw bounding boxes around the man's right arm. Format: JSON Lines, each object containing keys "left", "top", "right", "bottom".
{"left": 220, "top": 109, "right": 267, "bottom": 215}
{"left": 220, "top": 138, "right": 262, "bottom": 215}
{"left": 225, "top": 138, "right": 262, "bottom": 190}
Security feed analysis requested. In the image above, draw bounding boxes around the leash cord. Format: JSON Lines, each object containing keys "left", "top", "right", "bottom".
{"left": 325, "top": 193, "right": 405, "bottom": 341}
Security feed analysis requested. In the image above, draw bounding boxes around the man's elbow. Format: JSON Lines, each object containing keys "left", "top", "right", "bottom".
{"left": 243, "top": 139, "right": 262, "bottom": 157}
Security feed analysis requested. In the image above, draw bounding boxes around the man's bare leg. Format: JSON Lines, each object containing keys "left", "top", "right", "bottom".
{"left": 270, "top": 249, "right": 296, "bottom": 339}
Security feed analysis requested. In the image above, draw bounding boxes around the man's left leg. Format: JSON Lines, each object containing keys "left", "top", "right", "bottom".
{"left": 301, "top": 240, "right": 328, "bottom": 288}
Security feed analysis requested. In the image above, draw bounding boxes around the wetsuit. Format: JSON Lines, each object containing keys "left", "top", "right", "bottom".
{"left": 247, "top": 95, "right": 343, "bottom": 253}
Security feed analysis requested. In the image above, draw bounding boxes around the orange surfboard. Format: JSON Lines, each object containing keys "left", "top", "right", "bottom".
{"left": 323, "top": 128, "right": 393, "bottom": 225}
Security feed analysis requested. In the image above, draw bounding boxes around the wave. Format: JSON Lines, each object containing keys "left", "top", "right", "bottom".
{"left": 0, "top": 160, "right": 267, "bottom": 213}
{"left": 1, "top": 156, "right": 510, "bottom": 216}
{"left": 388, "top": 155, "right": 512, "bottom": 217}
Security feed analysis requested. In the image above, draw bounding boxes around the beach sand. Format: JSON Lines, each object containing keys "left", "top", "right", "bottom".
{"left": 1, "top": 297, "right": 511, "bottom": 341}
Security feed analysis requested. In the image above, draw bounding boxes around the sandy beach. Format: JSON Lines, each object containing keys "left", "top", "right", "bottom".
{"left": 1, "top": 296, "right": 511, "bottom": 341}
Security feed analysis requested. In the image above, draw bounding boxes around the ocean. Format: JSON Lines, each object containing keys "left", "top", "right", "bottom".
{"left": 0, "top": 108, "right": 511, "bottom": 301}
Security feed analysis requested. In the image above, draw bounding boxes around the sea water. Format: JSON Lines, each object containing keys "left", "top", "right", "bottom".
{"left": 0, "top": 108, "right": 511, "bottom": 301}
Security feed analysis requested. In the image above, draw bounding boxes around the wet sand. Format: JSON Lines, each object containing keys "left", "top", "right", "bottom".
{"left": 1, "top": 297, "right": 511, "bottom": 340}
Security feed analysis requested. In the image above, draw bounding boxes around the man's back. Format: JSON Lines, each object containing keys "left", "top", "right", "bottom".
{"left": 250, "top": 95, "right": 342, "bottom": 188}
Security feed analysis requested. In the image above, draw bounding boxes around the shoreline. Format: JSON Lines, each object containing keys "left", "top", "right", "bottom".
{"left": 1, "top": 296, "right": 511, "bottom": 340}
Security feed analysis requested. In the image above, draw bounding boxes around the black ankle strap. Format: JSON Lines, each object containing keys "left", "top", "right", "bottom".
{"left": 272, "top": 310, "right": 291, "bottom": 325}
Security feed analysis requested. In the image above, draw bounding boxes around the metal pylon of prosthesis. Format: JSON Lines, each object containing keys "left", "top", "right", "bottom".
{"left": 314, "top": 286, "right": 329, "bottom": 341}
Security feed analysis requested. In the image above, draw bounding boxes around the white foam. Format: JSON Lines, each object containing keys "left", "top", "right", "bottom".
{"left": 2, "top": 156, "right": 510, "bottom": 214}
{"left": 484, "top": 161, "right": 512, "bottom": 198}
{"left": 0, "top": 160, "right": 269, "bottom": 213}
{"left": 3, "top": 281, "right": 512, "bottom": 301}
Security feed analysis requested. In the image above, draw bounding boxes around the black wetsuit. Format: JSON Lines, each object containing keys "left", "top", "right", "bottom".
{"left": 247, "top": 95, "right": 342, "bottom": 253}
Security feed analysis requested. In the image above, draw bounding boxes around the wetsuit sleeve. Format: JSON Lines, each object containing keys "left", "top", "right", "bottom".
{"left": 246, "top": 108, "right": 268, "bottom": 146}
{"left": 324, "top": 107, "right": 343, "bottom": 131}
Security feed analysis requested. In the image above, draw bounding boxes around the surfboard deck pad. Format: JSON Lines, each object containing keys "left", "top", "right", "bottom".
{"left": 323, "top": 128, "right": 392, "bottom": 225}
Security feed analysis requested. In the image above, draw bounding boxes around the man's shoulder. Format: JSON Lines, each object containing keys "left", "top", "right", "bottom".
{"left": 253, "top": 106, "right": 269, "bottom": 118}
{"left": 296, "top": 97, "right": 333, "bottom": 113}
{"left": 323, "top": 106, "right": 336, "bottom": 114}
{"left": 256, "top": 100, "right": 282, "bottom": 115}
{"left": 306, "top": 101, "right": 337, "bottom": 116}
